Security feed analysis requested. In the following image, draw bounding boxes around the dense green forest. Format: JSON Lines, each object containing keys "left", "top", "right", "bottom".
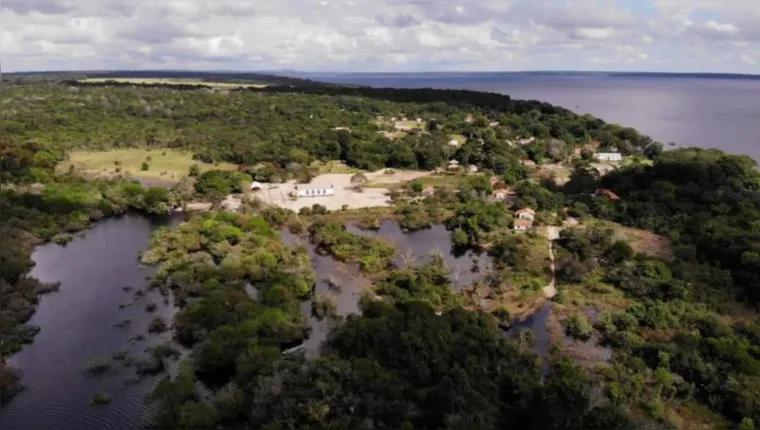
{"left": 2, "top": 80, "right": 659, "bottom": 173}
{"left": 2, "top": 78, "right": 760, "bottom": 429}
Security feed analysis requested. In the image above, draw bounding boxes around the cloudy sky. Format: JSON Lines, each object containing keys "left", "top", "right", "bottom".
{"left": 2, "top": 0, "right": 758, "bottom": 73}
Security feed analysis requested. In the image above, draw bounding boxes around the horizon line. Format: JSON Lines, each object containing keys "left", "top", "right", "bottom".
{"left": 4, "top": 69, "right": 760, "bottom": 78}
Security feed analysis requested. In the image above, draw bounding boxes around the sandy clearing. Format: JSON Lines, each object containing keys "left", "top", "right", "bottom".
{"left": 253, "top": 169, "right": 431, "bottom": 211}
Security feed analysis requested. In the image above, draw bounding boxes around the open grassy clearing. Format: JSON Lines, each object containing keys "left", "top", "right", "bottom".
{"left": 366, "top": 173, "right": 469, "bottom": 190}
{"left": 311, "top": 160, "right": 365, "bottom": 175}
{"left": 448, "top": 134, "right": 467, "bottom": 144}
{"left": 581, "top": 219, "right": 673, "bottom": 260}
{"left": 394, "top": 120, "right": 426, "bottom": 131}
{"left": 78, "top": 78, "right": 268, "bottom": 88}
{"left": 58, "top": 149, "right": 237, "bottom": 185}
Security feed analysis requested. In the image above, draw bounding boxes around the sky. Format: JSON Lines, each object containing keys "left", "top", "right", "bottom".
{"left": 1, "top": 0, "right": 759, "bottom": 74}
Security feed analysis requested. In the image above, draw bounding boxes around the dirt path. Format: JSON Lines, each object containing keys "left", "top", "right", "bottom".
{"left": 543, "top": 226, "right": 561, "bottom": 299}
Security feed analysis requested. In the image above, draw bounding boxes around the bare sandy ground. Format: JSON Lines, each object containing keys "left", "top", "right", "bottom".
{"left": 253, "top": 169, "right": 431, "bottom": 211}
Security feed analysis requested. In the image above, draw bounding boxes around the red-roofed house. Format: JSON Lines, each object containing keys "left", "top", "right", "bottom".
{"left": 513, "top": 219, "right": 534, "bottom": 231}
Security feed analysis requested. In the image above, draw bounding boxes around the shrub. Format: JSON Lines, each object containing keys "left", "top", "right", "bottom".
{"left": 565, "top": 313, "right": 593, "bottom": 340}
{"left": 91, "top": 392, "right": 112, "bottom": 405}
{"left": 148, "top": 316, "right": 168, "bottom": 333}
{"left": 312, "top": 294, "right": 338, "bottom": 320}
{"left": 141, "top": 162, "right": 150, "bottom": 171}
{"left": 85, "top": 357, "right": 111, "bottom": 375}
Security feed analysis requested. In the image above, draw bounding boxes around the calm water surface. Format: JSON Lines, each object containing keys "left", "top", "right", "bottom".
{"left": 1, "top": 216, "right": 519, "bottom": 428}
{"left": 0, "top": 214, "right": 183, "bottom": 430}
{"left": 304, "top": 72, "right": 760, "bottom": 160}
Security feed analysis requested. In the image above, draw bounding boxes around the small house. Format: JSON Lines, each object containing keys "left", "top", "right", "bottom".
{"left": 416, "top": 118, "right": 422, "bottom": 123}
{"left": 493, "top": 188, "right": 512, "bottom": 200}
{"left": 594, "top": 152, "right": 623, "bottom": 162}
{"left": 489, "top": 121, "right": 500, "bottom": 127}
{"left": 573, "top": 146, "right": 583, "bottom": 156}
{"left": 447, "top": 160, "right": 460, "bottom": 170}
{"left": 468, "top": 165, "right": 479, "bottom": 173}
{"left": 250, "top": 181, "right": 263, "bottom": 191}
{"left": 513, "top": 219, "right": 534, "bottom": 231}
{"left": 595, "top": 188, "right": 620, "bottom": 200}
{"left": 518, "top": 137, "right": 535, "bottom": 145}
{"left": 465, "top": 114, "right": 474, "bottom": 123}
{"left": 422, "top": 186, "right": 435, "bottom": 197}
{"left": 448, "top": 139, "right": 460, "bottom": 146}
{"left": 515, "top": 208, "right": 536, "bottom": 221}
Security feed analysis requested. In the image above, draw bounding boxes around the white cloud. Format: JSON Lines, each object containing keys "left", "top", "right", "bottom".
{"left": 0, "top": 0, "right": 758, "bottom": 73}
{"left": 742, "top": 54, "right": 757, "bottom": 65}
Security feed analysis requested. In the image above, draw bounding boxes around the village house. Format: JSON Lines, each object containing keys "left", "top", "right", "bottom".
{"left": 517, "top": 137, "right": 535, "bottom": 145}
{"left": 448, "top": 139, "right": 460, "bottom": 147}
{"left": 513, "top": 219, "right": 534, "bottom": 231}
{"left": 465, "top": 114, "right": 474, "bottom": 123}
{"left": 416, "top": 118, "right": 422, "bottom": 122}
{"left": 492, "top": 188, "right": 512, "bottom": 200}
{"left": 422, "top": 186, "right": 435, "bottom": 197}
{"left": 250, "top": 181, "right": 263, "bottom": 191}
{"left": 468, "top": 165, "right": 479, "bottom": 173}
{"left": 515, "top": 207, "right": 536, "bottom": 221}
{"left": 333, "top": 126, "right": 351, "bottom": 132}
{"left": 447, "top": 159, "right": 460, "bottom": 170}
{"left": 595, "top": 188, "right": 620, "bottom": 200}
{"left": 489, "top": 121, "right": 500, "bottom": 127}
{"left": 594, "top": 152, "right": 623, "bottom": 162}
{"left": 573, "top": 146, "right": 583, "bottom": 156}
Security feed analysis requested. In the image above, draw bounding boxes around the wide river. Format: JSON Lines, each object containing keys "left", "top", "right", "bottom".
{"left": 301, "top": 72, "right": 760, "bottom": 161}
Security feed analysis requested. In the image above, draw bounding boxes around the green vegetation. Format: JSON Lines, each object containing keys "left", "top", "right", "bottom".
{"left": 3, "top": 76, "right": 759, "bottom": 429}
{"left": 91, "top": 392, "right": 112, "bottom": 405}
{"left": 375, "top": 256, "right": 464, "bottom": 311}
{"left": 141, "top": 211, "right": 314, "bottom": 385}
{"left": 85, "top": 357, "right": 112, "bottom": 375}
{"left": 311, "top": 293, "right": 339, "bottom": 321}
{"left": 58, "top": 149, "right": 237, "bottom": 184}
{"left": 308, "top": 219, "right": 396, "bottom": 272}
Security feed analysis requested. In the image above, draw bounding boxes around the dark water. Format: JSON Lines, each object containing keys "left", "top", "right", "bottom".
{"left": 508, "top": 303, "right": 552, "bottom": 358}
{"left": 346, "top": 221, "right": 492, "bottom": 290}
{"left": 303, "top": 72, "right": 760, "bottom": 161}
{"left": 283, "top": 221, "right": 492, "bottom": 355}
{"left": 0, "top": 214, "right": 183, "bottom": 430}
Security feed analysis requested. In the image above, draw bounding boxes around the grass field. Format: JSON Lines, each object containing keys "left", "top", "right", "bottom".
{"left": 312, "top": 160, "right": 365, "bottom": 174}
{"left": 78, "top": 78, "right": 268, "bottom": 89}
{"left": 58, "top": 149, "right": 238, "bottom": 185}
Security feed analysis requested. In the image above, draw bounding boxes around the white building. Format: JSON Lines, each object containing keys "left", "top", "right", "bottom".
{"left": 594, "top": 152, "right": 623, "bottom": 162}
{"left": 448, "top": 139, "right": 460, "bottom": 146}
{"left": 296, "top": 188, "right": 336, "bottom": 198}
{"left": 515, "top": 208, "right": 536, "bottom": 221}
{"left": 250, "top": 181, "right": 263, "bottom": 191}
